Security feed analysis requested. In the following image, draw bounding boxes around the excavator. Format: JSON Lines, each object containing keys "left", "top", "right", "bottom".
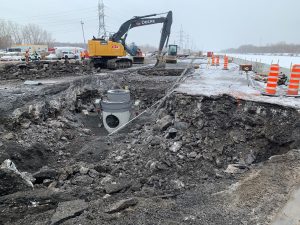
{"left": 88, "top": 11, "right": 172, "bottom": 69}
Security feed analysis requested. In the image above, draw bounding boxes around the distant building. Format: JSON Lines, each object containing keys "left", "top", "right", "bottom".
{"left": 12, "top": 44, "right": 48, "bottom": 53}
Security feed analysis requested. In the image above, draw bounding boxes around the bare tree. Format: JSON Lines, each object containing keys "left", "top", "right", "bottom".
{"left": 0, "top": 20, "right": 54, "bottom": 49}
{"left": 0, "top": 20, "right": 13, "bottom": 48}
{"left": 8, "top": 21, "right": 23, "bottom": 44}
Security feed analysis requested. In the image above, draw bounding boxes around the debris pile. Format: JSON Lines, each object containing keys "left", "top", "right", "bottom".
{"left": 100, "top": 93, "right": 299, "bottom": 196}
{"left": 0, "top": 61, "right": 94, "bottom": 80}
{"left": 137, "top": 68, "right": 186, "bottom": 76}
{"left": 0, "top": 64, "right": 300, "bottom": 224}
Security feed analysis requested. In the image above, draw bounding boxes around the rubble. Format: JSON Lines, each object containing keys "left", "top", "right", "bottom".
{"left": 137, "top": 68, "right": 185, "bottom": 76}
{"left": 50, "top": 199, "right": 88, "bottom": 225}
{"left": 0, "top": 159, "right": 34, "bottom": 196}
{"left": 105, "top": 198, "right": 138, "bottom": 214}
{"left": 0, "top": 61, "right": 94, "bottom": 80}
{"left": 0, "top": 62, "right": 300, "bottom": 224}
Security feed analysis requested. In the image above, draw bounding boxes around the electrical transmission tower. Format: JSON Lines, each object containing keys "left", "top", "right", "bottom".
{"left": 98, "top": 0, "right": 107, "bottom": 38}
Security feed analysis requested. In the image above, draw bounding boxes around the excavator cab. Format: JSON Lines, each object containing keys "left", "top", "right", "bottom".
{"left": 165, "top": 44, "right": 178, "bottom": 63}
{"left": 129, "top": 44, "right": 144, "bottom": 64}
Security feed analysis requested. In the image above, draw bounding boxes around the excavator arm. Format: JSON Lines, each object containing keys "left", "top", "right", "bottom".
{"left": 111, "top": 11, "right": 172, "bottom": 64}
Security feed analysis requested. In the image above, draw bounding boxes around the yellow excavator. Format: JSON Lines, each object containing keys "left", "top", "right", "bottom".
{"left": 88, "top": 11, "right": 172, "bottom": 69}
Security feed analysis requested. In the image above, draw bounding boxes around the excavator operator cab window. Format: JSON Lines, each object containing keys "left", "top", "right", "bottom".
{"left": 100, "top": 39, "right": 108, "bottom": 45}
{"left": 168, "top": 45, "right": 178, "bottom": 56}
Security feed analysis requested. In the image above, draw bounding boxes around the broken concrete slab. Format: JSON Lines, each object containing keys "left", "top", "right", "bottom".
{"left": 105, "top": 198, "right": 138, "bottom": 214}
{"left": 24, "top": 80, "right": 43, "bottom": 85}
{"left": 104, "top": 181, "right": 132, "bottom": 194}
{"left": 33, "top": 166, "right": 58, "bottom": 183}
{"left": 0, "top": 159, "right": 34, "bottom": 196}
{"left": 50, "top": 199, "right": 88, "bottom": 225}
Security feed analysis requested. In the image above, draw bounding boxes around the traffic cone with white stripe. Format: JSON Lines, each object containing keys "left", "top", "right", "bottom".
{"left": 287, "top": 64, "right": 300, "bottom": 97}
{"left": 264, "top": 64, "right": 280, "bottom": 95}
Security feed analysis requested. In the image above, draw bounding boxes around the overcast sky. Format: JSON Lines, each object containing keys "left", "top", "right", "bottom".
{"left": 0, "top": 0, "right": 299, "bottom": 51}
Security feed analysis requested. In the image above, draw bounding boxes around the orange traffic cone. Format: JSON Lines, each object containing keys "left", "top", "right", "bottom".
{"left": 287, "top": 64, "right": 300, "bottom": 96}
{"left": 211, "top": 55, "right": 215, "bottom": 66}
{"left": 265, "top": 64, "right": 280, "bottom": 95}
{"left": 216, "top": 56, "right": 220, "bottom": 66}
{"left": 223, "top": 55, "right": 228, "bottom": 70}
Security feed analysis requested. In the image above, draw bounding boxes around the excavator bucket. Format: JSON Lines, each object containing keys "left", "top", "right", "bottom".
{"left": 154, "top": 55, "right": 166, "bottom": 68}
{"left": 132, "top": 56, "right": 145, "bottom": 64}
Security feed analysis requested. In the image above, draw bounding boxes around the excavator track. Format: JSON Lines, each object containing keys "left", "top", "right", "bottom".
{"left": 107, "top": 58, "right": 132, "bottom": 70}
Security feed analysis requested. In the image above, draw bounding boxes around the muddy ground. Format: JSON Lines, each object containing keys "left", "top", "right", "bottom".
{"left": 0, "top": 61, "right": 299, "bottom": 225}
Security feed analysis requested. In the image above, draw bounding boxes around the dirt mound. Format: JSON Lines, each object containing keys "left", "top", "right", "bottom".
{"left": 0, "top": 61, "right": 94, "bottom": 80}
{"left": 137, "top": 68, "right": 185, "bottom": 76}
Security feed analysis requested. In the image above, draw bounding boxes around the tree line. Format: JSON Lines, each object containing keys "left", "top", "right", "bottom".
{"left": 223, "top": 42, "right": 300, "bottom": 54}
{"left": 0, "top": 19, "right": 54, "bottom": 49}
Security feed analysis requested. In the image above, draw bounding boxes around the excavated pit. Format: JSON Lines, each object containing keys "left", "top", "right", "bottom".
{"left": 0, "top": 66, "right": 300, "bottom": 224}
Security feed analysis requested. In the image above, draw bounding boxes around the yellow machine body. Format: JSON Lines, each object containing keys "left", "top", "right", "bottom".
{"left": 88, "top": 40, "right": 126, "bottom": 57}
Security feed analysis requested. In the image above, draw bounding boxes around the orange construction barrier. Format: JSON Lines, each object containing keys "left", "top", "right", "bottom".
{"left": 211, "top": 55, "right": 215, "bottom": 66}
{"left": 223, "top": 55, "right": 228, "bottom": 70}
{"left": 287, "top": 64, "right": 300, "bottom": 96}
{"left": 216, "top": 56, "right": 220, "bottom": 66}
{"left": 265, "top": 64, "right": 280, "bottom": 95}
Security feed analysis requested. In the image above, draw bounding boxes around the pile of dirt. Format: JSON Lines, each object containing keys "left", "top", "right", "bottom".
{"left": 137, "top": 68, "right": 186, "bottom": 76}
{"left": 0, "top": 61, "right": 95, "bottom": 80}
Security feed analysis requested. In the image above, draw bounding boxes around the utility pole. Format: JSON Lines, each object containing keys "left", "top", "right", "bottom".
{"left": 80, "top": 20, "right": 86, "bottom": 45}
{"left": 98, "top": 0, "right": 107, "bottom": 38}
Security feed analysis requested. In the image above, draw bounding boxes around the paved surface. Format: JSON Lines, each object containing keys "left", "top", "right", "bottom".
{"left": 176, "top": 59, "right": 300, "bottom": 109}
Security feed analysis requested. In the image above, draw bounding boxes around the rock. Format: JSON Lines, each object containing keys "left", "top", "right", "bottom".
{"left": 21, "top": 121, "right": 31, "bottom": 129}
{"left": 50, "top": 199, "right": 88, "bottom": 225}
{"left": 174, "top": 121, "right": 189, "bottom": 130}
{"left": 105, "top": 198, "right": 138, "bottom": 214}
{"left": 157, "top": 115, "right": 173, "bottom": 131}
{"left": 48, "top": 120, "right": 64, "bottom": 128}
{"left": 197, "top": 119, "right": 204, "bottom": 129}
{"left": 104, "top": 182, "right": 131, "bottom": 194}
{"left": 184, "top": 215, "right": 196, "bottom": 221}
{"left": 167, "top": 128, "right": 177, "bottom": 139}
{"left": 245, "top": 152, "right": 256, "bottom": 165}
{"left": 150, "top": 136, "right": 161, "bottom": 146}
{"left": 100, "top": 175, "right": 113, "bottom": 185}
{"left": 170, "top": 141, "right": 182, "bottom": 153}
{"left": 171, "top": 179, "right": 185, "bottom": 189}
{"left": 79, "top": 166, "right": 89, "bottom": 175}
{"left": 115, "top": 155, "right": 123, "bottom": 162}
{"left": 0, "top": 159, "right": 34, "bottom": 196}
{"left": 88, "top": 169, "right": 99, "bottom": 178}
{"left": 224, "top": 164, "right": 248, "bottom": 174}
{"left": 3, "top": 133, "right": 14, "bottom": 140}
{"left": 215, "top": 158, "right": 223, "bottom": 168}
{"left": 187, "top": 151, "right": 197, "bottom": 158}
{"left": 61, "top": 136, "right": 68, "bottom": 141}
{"left": 229, "top": 130, "right": 246, "bottom": 143}
{"left": 103, "top": 194, "right": 111, "bottom": 199}
{"left": 71, "top": 175, "right": 94, "bottom": 185}
{"left": 33, "top": 166, "right": 58, "bottom": 183}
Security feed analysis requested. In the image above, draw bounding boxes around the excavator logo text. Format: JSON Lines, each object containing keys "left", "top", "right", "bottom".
{"left": 141, "top": 19, "right": 155, "bottom": 25}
